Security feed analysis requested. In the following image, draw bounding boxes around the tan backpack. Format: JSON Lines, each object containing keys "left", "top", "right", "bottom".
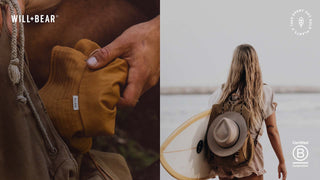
{"left": 205, "top": 94, "right": 264, "bottom": 169}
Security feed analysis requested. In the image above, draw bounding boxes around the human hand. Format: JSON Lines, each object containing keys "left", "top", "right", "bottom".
{"left": 278, "top": 162, "right": 287, "bottom": 180}
{"left": 87, "top": 15, "right": 160, "bottom": 107}
{"left": 0, "top": 0, "right": 25, "bottom": 36}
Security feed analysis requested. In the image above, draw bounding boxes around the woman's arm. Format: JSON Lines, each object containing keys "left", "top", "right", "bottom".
{"left": 265, "top": 112, "right": 287, "bottom": 180}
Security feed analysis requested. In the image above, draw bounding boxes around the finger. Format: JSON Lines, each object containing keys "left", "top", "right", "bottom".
{"left": 278, "top": 170, "right": 281, "bottom": 179}
{"left": 284, "top": 172, "right": 287, "bottom": 180}
{"left": 117, "top": 82, "right": 143, "bottom": 107}
{"left": 87, "top": 38, "right": 126, "bottom": 69}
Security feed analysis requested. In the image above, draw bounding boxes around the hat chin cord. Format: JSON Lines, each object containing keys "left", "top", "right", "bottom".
{"left": 1, "top": 0, "right": 57, "bottom": 154}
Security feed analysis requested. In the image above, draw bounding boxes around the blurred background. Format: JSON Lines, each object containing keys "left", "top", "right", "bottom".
{"left": 160, "top": 0, "right": 320, "bottom": 179}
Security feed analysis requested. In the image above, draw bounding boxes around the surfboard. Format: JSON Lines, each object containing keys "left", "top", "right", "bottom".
{"left": 160, "top": 109, "right": 214, "bottom": 180}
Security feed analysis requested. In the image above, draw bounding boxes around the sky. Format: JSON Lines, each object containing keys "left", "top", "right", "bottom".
{"left": 160, "top": 0, "right": 320, "bottom": 87}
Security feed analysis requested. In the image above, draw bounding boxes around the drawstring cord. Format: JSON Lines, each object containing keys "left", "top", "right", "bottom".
{"left": 6, "top": 0, "right": 26, "bottom": 103}
{"left": 1, "top": 0, "right": 57, "bottom": 154}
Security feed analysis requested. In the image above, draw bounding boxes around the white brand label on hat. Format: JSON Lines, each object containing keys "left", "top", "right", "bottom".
{"left": 73, "top": 95, "right": 79, "bottom": 111}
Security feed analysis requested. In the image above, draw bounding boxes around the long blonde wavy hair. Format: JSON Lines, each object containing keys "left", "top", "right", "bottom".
{"left": 218, "top": 44, "right": 264, "bottom": 129}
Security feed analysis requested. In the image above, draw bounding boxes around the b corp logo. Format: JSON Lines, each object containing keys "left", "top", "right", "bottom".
{"left": 292, "top": 141, "right": 309, "bottom": 168}
{"left": 292, "top": 145, "right": 308, "bottom": 161}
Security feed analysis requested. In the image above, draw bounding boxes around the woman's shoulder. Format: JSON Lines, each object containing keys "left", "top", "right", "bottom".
{"left": 263, "top": 84, "right": 274, "bottom": 97}
{"left": 208, "top": 85, "right": 223, "bottom": 106}
{"left": 262, "top": 83, "right": 276, "bottom": 118}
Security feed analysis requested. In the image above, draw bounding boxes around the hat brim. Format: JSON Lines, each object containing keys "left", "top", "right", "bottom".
{"left": 207, "top": 111, "right": 248, "bottom": 157}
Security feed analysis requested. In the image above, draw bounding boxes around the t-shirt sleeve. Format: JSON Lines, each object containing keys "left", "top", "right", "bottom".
{"left": 208, "top": 87, "right": 222, "bottom": 107}
{"left": 263, "top": 85, "right": 277, "bottom": 118}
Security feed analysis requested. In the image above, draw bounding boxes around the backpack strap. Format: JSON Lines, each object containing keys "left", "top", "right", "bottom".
{"left": 253, "top": 83, "right": 268, "bottom": 145}
{"left": 253, "top": 109, "right": 265, "bottom": 146}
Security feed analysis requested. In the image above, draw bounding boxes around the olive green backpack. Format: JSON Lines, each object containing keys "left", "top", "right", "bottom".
{"left": 205, "top": 95, "right": 264, "bottom": 169}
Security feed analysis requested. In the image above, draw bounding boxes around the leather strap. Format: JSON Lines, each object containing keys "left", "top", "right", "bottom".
{"left": 88, "top": 152, "right": 113, "bottom": 180}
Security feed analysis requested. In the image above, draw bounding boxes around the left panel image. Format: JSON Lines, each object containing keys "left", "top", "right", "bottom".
{"left": 0, "top": 0, "right": 160, "bottom": 179}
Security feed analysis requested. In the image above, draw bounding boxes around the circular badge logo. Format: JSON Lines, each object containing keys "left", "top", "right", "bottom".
{"left": 290, "top": 9, "right": 312, "bottom": 36}
{"left": 292, "top": 145, "right": 309, "bottom": 162}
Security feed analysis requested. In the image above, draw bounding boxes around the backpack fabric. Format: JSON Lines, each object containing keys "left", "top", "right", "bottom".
{"left": 78, "top": 150, "right": 132, "bottom": 180}
{"left": 205, "top": 94, "right": 263, "bottom": 169}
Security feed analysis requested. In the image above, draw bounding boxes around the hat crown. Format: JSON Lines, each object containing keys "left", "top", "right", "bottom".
{"left": 213, "top": 117, "right": 239, "bottom": 148}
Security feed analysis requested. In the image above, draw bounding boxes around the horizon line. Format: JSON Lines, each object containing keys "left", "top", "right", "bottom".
{"left": 161, "top": 86, "right": 320, "bottom": 95}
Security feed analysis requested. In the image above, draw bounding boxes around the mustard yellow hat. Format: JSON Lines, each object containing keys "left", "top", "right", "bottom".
{"left": 39, "top": 39, "right": 128, "bottom": 153}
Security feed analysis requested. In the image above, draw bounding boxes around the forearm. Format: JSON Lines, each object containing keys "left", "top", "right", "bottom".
{"left": 267, "top": 128, "right": 285, "bottom": 163}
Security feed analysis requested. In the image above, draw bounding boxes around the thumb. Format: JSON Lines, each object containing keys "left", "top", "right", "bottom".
{"left": 278, "top": 169, "right": 281, "bottom": 179}
{"left": 87, "top": 38, "right": 124, "bottom": 69}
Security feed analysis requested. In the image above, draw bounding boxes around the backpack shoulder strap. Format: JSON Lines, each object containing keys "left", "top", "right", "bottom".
{"left": 254, "top": 109, "right": 265, "bottom": 146}
{"left": 254, "top": 83, "right": 269, "bottom": 145}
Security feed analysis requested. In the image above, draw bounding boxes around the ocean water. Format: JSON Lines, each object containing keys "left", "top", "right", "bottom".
{"left": 160, "top": 93, "right": 320, "bottom": 180}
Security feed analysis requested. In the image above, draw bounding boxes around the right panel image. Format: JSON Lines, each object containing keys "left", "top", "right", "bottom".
{"left": 160, "top": 0, "right": 320, "bottom": 180}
